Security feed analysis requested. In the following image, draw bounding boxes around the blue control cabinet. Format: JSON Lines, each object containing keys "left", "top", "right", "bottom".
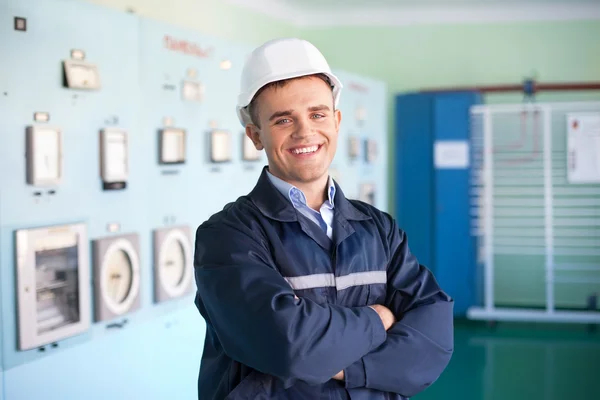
{"left": 394, "top": 91, "right": 482, "bottom": 316}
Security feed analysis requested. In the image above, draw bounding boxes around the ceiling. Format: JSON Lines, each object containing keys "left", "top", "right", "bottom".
{"left": 226, "top": 0, "right": 600, "bottom": 27}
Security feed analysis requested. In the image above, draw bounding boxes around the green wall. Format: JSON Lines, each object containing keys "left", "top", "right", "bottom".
{"left": 300, "top": 20, "right": 600, "bottom": 209}
{"left": 85, "top": 0, "right": 298, "bottom": 45}
{"left": 301, "top": 21, "right": 600, "bottom": 91}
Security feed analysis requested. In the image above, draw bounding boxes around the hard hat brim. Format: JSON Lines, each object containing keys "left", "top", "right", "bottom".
{"left": 236, "top": 71, "right": 342, "bottom": 127}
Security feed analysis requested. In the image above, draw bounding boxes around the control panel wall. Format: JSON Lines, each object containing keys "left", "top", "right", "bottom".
{"left": 0, "top": 0, "right": 389, "bottom": 398}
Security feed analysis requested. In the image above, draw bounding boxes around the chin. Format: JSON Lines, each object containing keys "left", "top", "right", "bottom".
{"left": 293, "top": 169, "right": 328, "bottom": 183}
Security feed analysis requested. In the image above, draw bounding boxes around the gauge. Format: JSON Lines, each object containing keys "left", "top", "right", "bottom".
{"left": 15, "top": 223, "right": 90, "bottom": 350}
{"left": 365, "top": 139, "right": 378, "bottom": 163}
{"left": 356, "top": 105, "right": 367, "bottom": 123}
{"left": 359, "top": 182, "right": 376, "bottom": 206}
{"left": 153, "top": 226, "right": 193, "bottom": 302}
{"left": 182, "top": 80, "right": 204, "bottom": 102}
{"left": 100, "top": 128, "right": 128, "bottom": 190}
{"left": 242, "top": 132, "right": 260, "bottom": 161}
{"left": 348, "top": 136, "right": 360, "bottom": 160}
{"left": 63, "top": 59, "right": 101, "bottom": 90}
{"left": 93, "top": 234, "right": 141, "bottom": 321}
{"left": 162, "top": 239, "right": 185, "bottom": 288}
{"left": 104, "top": 250, "right": 132, "bottom": 304}
{"left": 210, "top": 130, "right": 232, "bottom": 163}
{"left": 26, "top": 126, "right": 62, "bottom": 186}
{"left": 159, "top": 128, "right": 186, "bottom": 164}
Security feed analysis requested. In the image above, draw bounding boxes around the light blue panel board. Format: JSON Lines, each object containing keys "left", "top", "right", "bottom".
{"left": 0, "top": 0, "right": 389, "bottom": 398}
{"left": 136, "top": 17, "right": 266, "bottom": 229}
{"left": 5, "top": 304, "right": 204, "bottom": 400}
{"left": 329, "top": 71, "right": 388, "bottom": 211}
{"left": 0, "top": 189, "right": 3, "bottom": 400}
{"left": 0, "top": 0, "right": 145, "bottom": 370}
{"left": 0, "top": 1, "right": 221, "bottom": 398}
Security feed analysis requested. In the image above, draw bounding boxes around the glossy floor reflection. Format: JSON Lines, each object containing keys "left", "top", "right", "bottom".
{"left": 413, "top": 319, "right": 600, "bottom": 400}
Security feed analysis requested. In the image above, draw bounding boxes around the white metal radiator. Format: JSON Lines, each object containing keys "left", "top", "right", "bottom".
{"left": 467, "top": 102, "right": 600, "bottom": 324}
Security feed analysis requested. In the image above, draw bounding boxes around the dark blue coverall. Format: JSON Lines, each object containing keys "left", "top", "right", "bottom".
{"left": 194, "top": 167, "right": 454, "bottom": 399}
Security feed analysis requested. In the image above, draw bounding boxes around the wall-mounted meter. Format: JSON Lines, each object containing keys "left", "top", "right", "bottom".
{"left": 358, "top": 182, "right": 376, "bottom": 206}
{"left": 182, "top": 80, "right": 204, "bottom": 102}
{"left": 26, "top": 125, "right": 63, "bottom": 186}
{"left": 159, "top": 128, "right": 186, "bottom": 165}
{"left": 356, "top": 106, "right": 367, "bottom": 123}
{"left": 100, "top": 129, "right": 128, "bottom": 190}
{"left": 348, "top": 136, "right": 360, "bottom": 160}
{"left": 15, "top": 223, "right": 90, "bottom": 350}
{"left": 365, "top": 139, "right": 378, "bottom": 163}
{"left": 242, "top": 133, "right": 260, "bottom": 162}
{"left": 153, "top": 226, "right": 193, "bottom": 303}
{"left": 63, "top": 59, "right": 101, "bottom": 90}
{"left": 210, "top": 130, "right": 232, "bottom": 163}
{"left": 92, "top": 233, "right": 141, "bottom": 321}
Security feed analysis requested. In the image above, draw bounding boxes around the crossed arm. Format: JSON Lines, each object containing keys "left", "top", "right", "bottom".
{"left": 339, "top": 223, "right": 454, "bottom": 396}
{"left": 194, "top": 217, "right": 454, "bottom": 397}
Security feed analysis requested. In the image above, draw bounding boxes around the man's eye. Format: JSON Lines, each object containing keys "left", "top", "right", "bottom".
{"left": 312, "top": 114, "right": 325, "bottom": 119}
{"left": 276, "top": 118, "right": 291, "bottom": 124}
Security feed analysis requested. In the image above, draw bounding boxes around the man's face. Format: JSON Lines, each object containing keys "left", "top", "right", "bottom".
{"left": 246, "top": 76, "right": 341, "bottom": 187}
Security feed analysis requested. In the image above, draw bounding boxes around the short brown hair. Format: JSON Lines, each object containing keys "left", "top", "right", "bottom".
{"left": 247, "top": 73, "right": 333, "bottom": 128}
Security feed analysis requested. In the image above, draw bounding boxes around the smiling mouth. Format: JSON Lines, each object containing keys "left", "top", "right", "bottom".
{"left": 289, "top": 144, "right": 322, "bottom": 155}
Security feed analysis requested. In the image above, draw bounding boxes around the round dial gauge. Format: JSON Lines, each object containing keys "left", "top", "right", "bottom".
{"left": 157, "top": 228, "right": 192, "bottom": 299}
{"left": 104, "top": 249, "right": 133, "bottom": 304}
{"left": 100, "top": 238, "right": 140, "bottom": 316}
{"left": 162, "top": 240, "right": 185, "bottom": 289}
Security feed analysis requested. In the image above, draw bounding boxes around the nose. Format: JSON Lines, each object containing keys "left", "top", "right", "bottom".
{"left": 291, "top": 117, "right": 315, "bottom": 140}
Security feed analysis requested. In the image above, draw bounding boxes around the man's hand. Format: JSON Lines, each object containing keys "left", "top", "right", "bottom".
{"left": 332, "top": 370, "right": 344, "bottom": 381}
{"left": 370, "top": 304, "right": 396, "bottom": 331}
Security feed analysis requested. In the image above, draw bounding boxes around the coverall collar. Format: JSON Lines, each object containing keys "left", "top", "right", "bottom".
{"left": 249, "top": 167, "right": 371, "bottom": 223}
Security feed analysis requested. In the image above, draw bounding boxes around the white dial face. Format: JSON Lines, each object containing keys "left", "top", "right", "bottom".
{"left": 103, "top": 249, "right": 133, "bottom": 304}
{"left": 243, "top": 134, "right": 260, "bottom": 161}
{"left": 161, "top": 240, "right": 185, "bottom": 289}
{"left": 104, "top": 131, "right": 127, "bottom": 180}
{"left": 211, "top": 131, "right": 231, "bottom": 162}
{"left": 367, "top": 140, "right": 377, "bottom": 162}
{"left": 183, "top": 81, "right": 203, "bottom": 102}
{"left": 349, "top": 137, "right": 359, "bottom": 158}
{"left": 162, "top": 130, "right": 185, "bottom": 163}
{"left": 34, "top": 129, "right": 60, "bottom": 181}
{"left": 70, "top": 64, "right": 98, "bottom": 88}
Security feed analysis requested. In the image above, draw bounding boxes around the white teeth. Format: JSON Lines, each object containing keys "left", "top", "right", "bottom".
{"left": 292, "top": 145, "right": 319, "bottom": 154}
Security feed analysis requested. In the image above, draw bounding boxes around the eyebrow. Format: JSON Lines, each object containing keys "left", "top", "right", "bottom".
{"left": 308, "top": 105, "right": 331, "bottom": 112}
{"left": 268, "top": 105, "right": 331, "bottom": 122}
{"left": 268, "top": 110, "right": 293, "bottom": 122}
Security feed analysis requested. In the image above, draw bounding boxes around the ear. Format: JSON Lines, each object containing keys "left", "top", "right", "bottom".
{"left": 245, "top": 124, "right": 264, "bottom": 150}
{"left": 334, "top": 109, "right": 342, "bottom": 132}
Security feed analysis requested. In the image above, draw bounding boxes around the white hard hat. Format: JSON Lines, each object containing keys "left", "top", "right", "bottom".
{"left": 236, "top": 38, "right": 343, "bottom": 127}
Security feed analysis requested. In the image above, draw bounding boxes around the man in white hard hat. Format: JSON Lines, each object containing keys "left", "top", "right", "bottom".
{"left": 193, "top": 38, "right": 453, "bottom": 400}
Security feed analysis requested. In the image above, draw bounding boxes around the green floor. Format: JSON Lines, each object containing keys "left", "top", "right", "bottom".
{"left": 413, "top": 319, "right": 600, "bottom": 400}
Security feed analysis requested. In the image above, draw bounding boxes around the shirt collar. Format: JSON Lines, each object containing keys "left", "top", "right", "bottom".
{"left": 266, "top": 169, "right": 336, "bottom": 210}
{"left": 249, "top": 166, "right": 370, "bottom": 222}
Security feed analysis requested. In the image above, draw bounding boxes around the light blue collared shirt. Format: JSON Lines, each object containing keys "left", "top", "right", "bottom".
{"left": 266, "top": 171, "right": 336, "bottom": 240}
